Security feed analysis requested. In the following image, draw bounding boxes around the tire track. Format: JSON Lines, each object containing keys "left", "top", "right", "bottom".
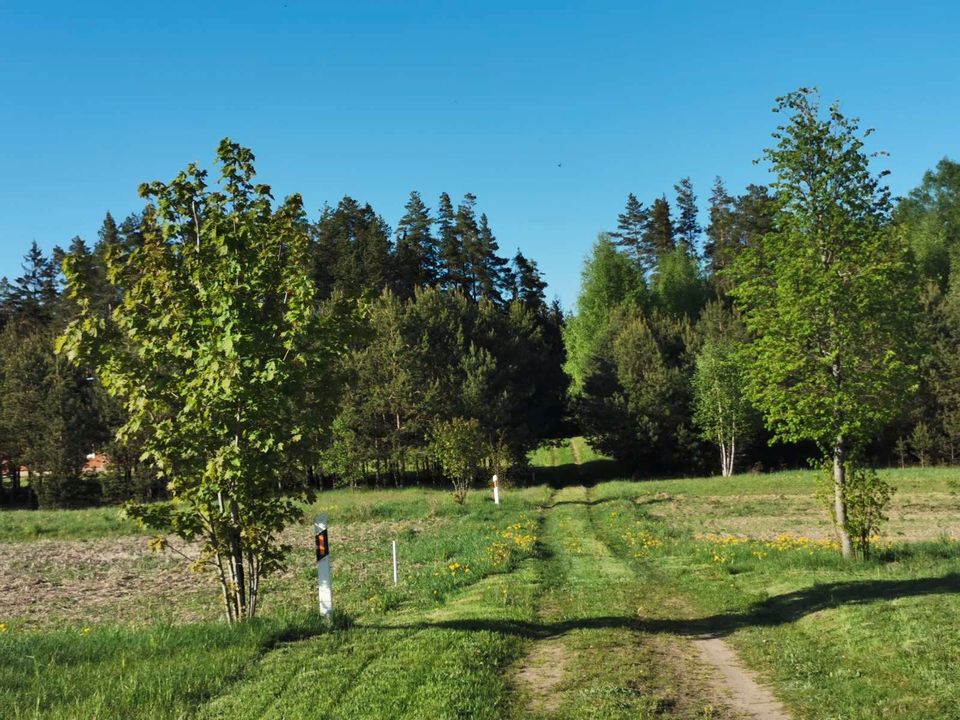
{"left": 589, "top": 496, "right": 792, "bottom": 720}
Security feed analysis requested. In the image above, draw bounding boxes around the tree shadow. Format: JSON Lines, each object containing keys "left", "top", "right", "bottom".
{"left": 357, "top": 573, "right": 960, "bottom": 641}
{"left": 530, "top": 459, "right": 623, "bottom": 488}
{"left": 547, "top": 497, "right": 616, "bottom": 508}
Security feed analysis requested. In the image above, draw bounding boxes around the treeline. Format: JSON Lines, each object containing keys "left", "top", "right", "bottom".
{"left": 0, "top": 192, "right": 567, "bottom": 507}
{"left": 563, "top": 181, "right": 773, "bottom": 475}
{"left": 5, "top": 95, "right": 958, "bottom": 511}
{"left": 565, "top": 153, "right": 960, "bottom": 478}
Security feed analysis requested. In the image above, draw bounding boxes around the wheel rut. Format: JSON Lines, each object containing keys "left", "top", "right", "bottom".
{"left": 512, "top": 485, "right": 792, "bottom": 719}
{"left": 588, "top": 493, "right": 792, "bottom": 720}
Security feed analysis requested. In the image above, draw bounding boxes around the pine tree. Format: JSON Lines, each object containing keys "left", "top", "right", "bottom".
{"left": 674, "top": 178, "right": 701, "bottom": 255}
{"left": 311, "top": 196, "right": 392, "bottom": 298}
{"left": 610, "top": 194, "right": 652, "bottom": 272}
{"left": 731, "top": 185, "right": 777, "bottom": 253}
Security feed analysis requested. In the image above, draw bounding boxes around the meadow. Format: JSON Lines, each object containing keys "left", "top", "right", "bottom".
{"left": 1, "top": 444, "right": 959, "bottom": 719}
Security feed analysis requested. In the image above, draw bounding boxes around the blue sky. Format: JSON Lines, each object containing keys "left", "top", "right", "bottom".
{"left": 1, "top": 1, "right": 958, "bottom": 307}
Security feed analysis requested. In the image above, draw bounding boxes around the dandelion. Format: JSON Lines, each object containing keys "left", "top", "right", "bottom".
{"left": 0, "top": 623, "right": 7, "bottom": 634}
{"left": 80, "top": 627, "right": 91, "bottom": 635}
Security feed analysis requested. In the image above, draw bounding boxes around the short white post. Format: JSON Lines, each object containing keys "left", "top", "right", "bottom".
{"left": 392, "top": 540, "right": 398, "bottom": 586}
{"left": 492, "top": 474, "right": 500, "bottom": 505}
{"left": 314, "top": 514, "right": 333, "bottom": 618}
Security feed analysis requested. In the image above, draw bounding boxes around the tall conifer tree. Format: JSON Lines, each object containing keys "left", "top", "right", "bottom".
{"left": 645, "top": 196, "right": 676, "bottom": 263}
{"left": 705, "top": 177, "right": 736, "bottom": 280}
{"left": 394, "top": 191, "right": 438, "bottom": 296}
{"left": 674, "top": 178, "right": 701, "bottom": 255}
{"left": 610, "top": 194, "right": 652, "bottom": 272}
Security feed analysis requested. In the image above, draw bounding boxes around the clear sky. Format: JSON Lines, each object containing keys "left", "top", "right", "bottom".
{"left": 1, "top": 1, "right": 958, "bottom": 307}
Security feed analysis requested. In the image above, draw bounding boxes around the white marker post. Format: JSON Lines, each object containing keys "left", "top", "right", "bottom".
{"left": 392, "top": 540, "right": 398, "bottom": 586}
{"left": 492, "top": 474, "right": 500, "bottom": 505}
{"left": 314, "top": 514, "right": 333, "bottom": 619}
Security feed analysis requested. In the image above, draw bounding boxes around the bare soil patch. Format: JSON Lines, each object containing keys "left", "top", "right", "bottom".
{"left": 647, "top": 492, "right": 960, "bottom": 542}
{"left": 514, "top": 637, "right": 570, "bottom": 713}
{"left": 0, "top": 515, "right": 446, "bottom": 629}
{"left": 570, "top": 438, "right": 582, "bottom": 466}
{"left": 693, "top": 636, "right": 791, "bottom": 720}
{"left": 0, "top": 536, "right": 209, "bottom": 628}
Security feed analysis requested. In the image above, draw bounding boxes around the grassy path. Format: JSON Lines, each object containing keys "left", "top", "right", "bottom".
{"left": 507, "top": 485, "right": 789, "bottom": 720}
{"left": 509, "top": 485, "right": 726, "bottom": 719}
{"left": 192, "top": 487, "right": 764, "bottom": 719}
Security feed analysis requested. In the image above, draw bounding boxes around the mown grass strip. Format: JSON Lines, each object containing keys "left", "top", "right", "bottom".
{"left": 590, "top": 482, "right": 960, "bottom": 720}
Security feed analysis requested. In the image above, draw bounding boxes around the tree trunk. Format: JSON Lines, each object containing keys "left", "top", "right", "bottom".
{"left": 832, "top": 438, "right": 853, "bottom": 559}
{"left": 228, "top": 498, "right": 247, "bottom": 618}
{"left": 725, "top": 434, "right": 736, "bottom": 477}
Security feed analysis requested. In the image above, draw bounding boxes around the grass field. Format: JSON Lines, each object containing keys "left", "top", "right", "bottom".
{"left": 2, "top": 443, "right": 959, "bottom": 719}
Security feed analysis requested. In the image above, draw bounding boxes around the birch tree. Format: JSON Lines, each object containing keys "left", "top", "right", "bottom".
{"left": 692, "top": 338, "right": 753, "bottom": 477}
{"left": 731, "top": 89, "right": 918, "bottom": 557}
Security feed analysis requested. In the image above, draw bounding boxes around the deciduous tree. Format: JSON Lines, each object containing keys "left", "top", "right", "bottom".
{"left": 731, "top": 89, "right": 918, "bottom": 557}
{"left": 59, "top": 139, "right": 347, "bottom": 621}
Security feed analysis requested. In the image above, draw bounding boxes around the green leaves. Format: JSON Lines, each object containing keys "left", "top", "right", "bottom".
{"left": 429, "top": 416, "right": 487, "bottom": 503}
{"left": 57, "top": 139, "right": 349, "bottom": 621}
{"left": 731, "top": 89, "right": 919, "bottom": 453}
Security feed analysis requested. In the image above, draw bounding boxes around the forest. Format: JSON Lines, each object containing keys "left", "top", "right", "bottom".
{"left": 0, "top": 89, "right": 957, "bottom": 515}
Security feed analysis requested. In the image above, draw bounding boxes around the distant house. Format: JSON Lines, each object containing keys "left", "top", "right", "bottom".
{"left": 0, "top": 459, "right": 28, "bottom": 478}
{"left": 82, "top": 452, "right": 110, "bottom": 474}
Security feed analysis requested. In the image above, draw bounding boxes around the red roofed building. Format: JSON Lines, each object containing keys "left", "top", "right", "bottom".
{"left": 82, "top": 452, "right": 110, "bottom": 474}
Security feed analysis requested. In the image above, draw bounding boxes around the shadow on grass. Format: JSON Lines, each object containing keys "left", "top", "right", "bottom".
{"left": 547, "top": 497, "right": 618, "bottom": 508}
{"left": 358, "top": 573, "right": 960, "bottom": 641}
{"left": 531, "top": 459, "right": 623, "bottom": 488}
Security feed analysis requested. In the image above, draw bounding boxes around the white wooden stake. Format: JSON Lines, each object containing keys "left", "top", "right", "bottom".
{"left": 493, "top": 474, "right": 500, "bottom": 505}
{"left": 314, "top": 514, "right": 333, "bottom": 618}
{"left": 392, "top": 540, "right": 398, "bottom": 586}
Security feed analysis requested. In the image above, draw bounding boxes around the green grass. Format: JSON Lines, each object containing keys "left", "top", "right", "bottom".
{"left": 590, "top": 479, "right": 960, "bottom": 719}
{"left": 0, "top": 612, "right": 330, "bottom": 720}
{"left": 528, "top": 437, "right": 621, "bottom": 486}
{"left": 0, "top": 505, "right": 141, "bottom": 542}
{"left": 0, "top": 486, "right": 551, "bottom": 718}
{"left": 3, "top": 462, "right": 960, "bottom": 718}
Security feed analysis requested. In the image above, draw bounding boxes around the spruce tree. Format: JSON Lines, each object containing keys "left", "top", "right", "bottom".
{"left": 2, "top": 242, "right": 59, "bottom": 329}
{"left": 437, "top": 192, "right": 465, "bottom": 291}
{"left": 610, "top": 194, "right": 652, "bottom": 272}
{"left": 455, "top": 193, "right": 481, "bottom": 297}
{"left": 394, "top": 191, "right": 439, "bottom": 296}
{"left": 674, "top": 178, "right": 701, "bottom": 255}
{"left": 512, "top": 251, "right": 548, "bottom": 311}
{"left": 474, "top": 213, "right": 510, "bottom": 302}
{"left": 644, "top": 196, "right": 676, "bottom": 264}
